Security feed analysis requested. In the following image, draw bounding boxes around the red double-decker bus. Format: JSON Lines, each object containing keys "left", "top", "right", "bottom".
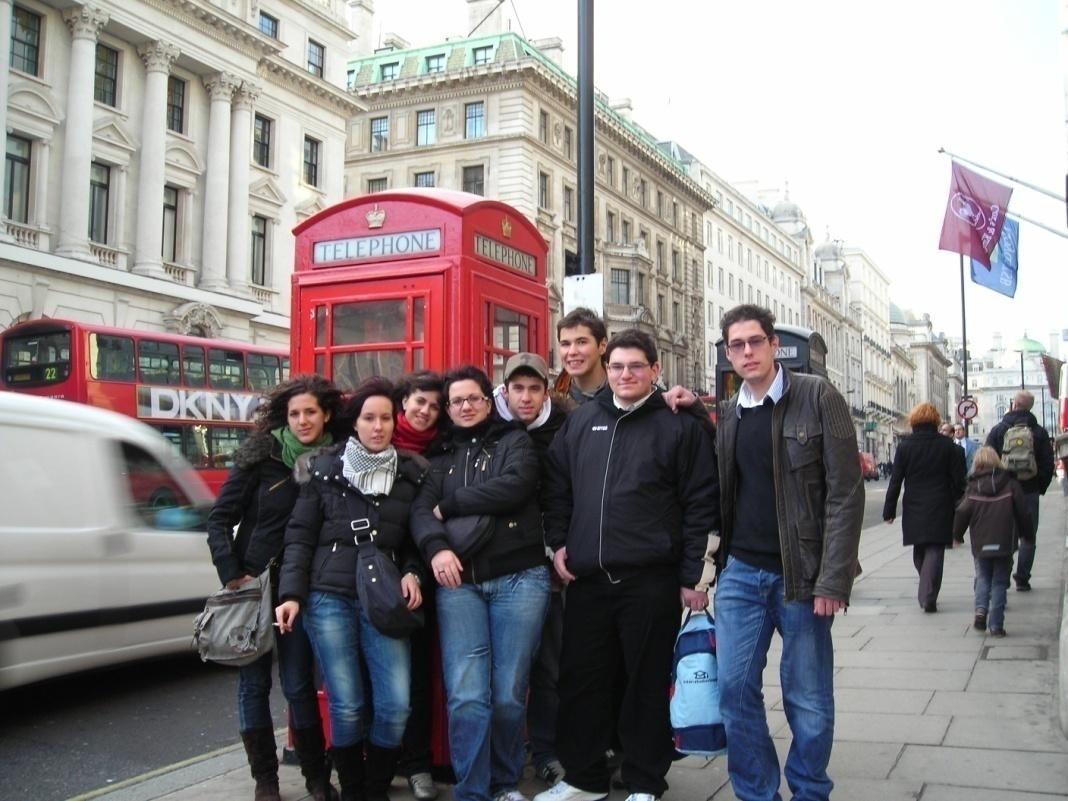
{"left": 0, "top": 318, "right": 288, "bottom": 494}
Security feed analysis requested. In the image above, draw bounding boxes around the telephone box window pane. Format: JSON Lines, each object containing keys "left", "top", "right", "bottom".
{"left": 315, "top": 354, "right": 325, "bottom": 375}
{"left": 183, "top": 345, "right": 206, "bottom": 386}
{"left": 492, "top": 307, "right": 529, "bottom": 352}
{"left": 333, "top": 300, "right": 407, "bottom": 345}
{"left": 413, "top": 349, "right": 424, "bottom": 370}
{"left": 491, "top": 352, "right": 506, "bottom": 385}
{"left": 315, "top": 306, "right": 328, "bottom": 346}
{"left": 332, "top": 350, "right": 404, "bottom": 390}
{"left": 413, "top": 297, "right": 425, "bottom": 341}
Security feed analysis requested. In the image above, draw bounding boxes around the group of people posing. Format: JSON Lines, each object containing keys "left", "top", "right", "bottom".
{"left": 883, "top": 390, "right": 1055, "bottom": 635}
{"left": 207, "top": 302, "right": 870, "bottom": 801}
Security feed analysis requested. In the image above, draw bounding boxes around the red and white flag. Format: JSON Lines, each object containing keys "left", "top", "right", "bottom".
{"left": 938, "top": 161, "right": 1013, "bottom": 268}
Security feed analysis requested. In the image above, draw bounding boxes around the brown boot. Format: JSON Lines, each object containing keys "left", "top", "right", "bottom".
{"left": 240, "top": 728, "right": 281, "bottom": 801}
{"left": 291, "top": 725, "right": 339, "bottom": 801}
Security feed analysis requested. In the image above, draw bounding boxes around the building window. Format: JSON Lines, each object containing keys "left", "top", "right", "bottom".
{"left": 656, "top": 293, "right": 664, "bottom": 323}
{"left": 166, "top": 76, "right": 185, "bottom": 133}
{"left": 563, "top": 126, "right": 573, "bottom": 160}
{"left": 673, "top": 301, "right": 680, "bottom": 331}
{"left": 605, "top": 155, "right": 615, "bottom": 187}
{"left": 610, "top": 268, "right": 630, "bottom": 305}
{"left": 538, "top": 110, "right": 548, "bottom": 143}
{"left": 538, "top": 171, "right": 550, "bottom": 209}
{"left": 253, "top": 115, "right": 272, "bottom": 168}
{"left": 655, "top": 240, "right": 664, "bottom": 272}
{"left": 380, "top": 62, "right": 399, "bottom": 81}
{"left": 303, "top": 136, "right": 320, "bottom": 187}
{"left": 307, "top": 40, "right": 325, "bottom": 78}
{"left": 10, "top": 6, "right": 41, "bottom": 76}
{"left": 94, "top": 44, "right": 119, "bottom": 107}
{"left": 656, "top": 191, "right": 664, "bottom": 217}
{"left": 622, "top": 166, "right": 630, "bottom": 196}
{"left": 162, "top": 185, "right": 178, "bottom": 262}
{"left": 718, "top": 267, "right": 724, "bottom": 292}
{"left": 465, "top": 101, "right": 485, "bottom": 139}
{"left": 369, "top": 116, "right": 389, "bottom": 152}
{"left": 637, "top": 272, "right": 645, "bottom": 305}
{"left": 622, "top": 219, "right": 631, "bottom": 244}
{"left": 88, "top": 161, "right": 110, "bottom": 244}
{"left": 346, "top": 68, "right": 355, "bottom": 89}
{"left": 672, "top": 249, "right": 680, "bottom": 282}
{"left": 473, "top": 45, "right": 493, "bottom": 65}
{"left": 462, "top": 165, "right": 484, "bottom": 195}
{"left": 673, "top": 201, "right": 679, "bottom": 227}
{"left": 563, "top": 186, "right": 574, "bottom": 222}
{"left": 414, "top": 171, "right": 435, "bottom": 188}
{"left": 250, "top": 215, "right": 267, "bottom": 286}
{"left": 425, "top": 54, "right": 444, "bottom": 73}
{"left": 606, "top": 211, "right": 616, "bottom": 243}
{"left": 416, "top": 109, "right": 436, "bottom": 146}
{"left": 638, "top": 179, "right": 647, "bottom": 207}
{"left": 4, "top": 135, "right": 31, "bottom": 224}
{"left": 258, "top": 12, "right": 279, "bottom": 39}
{"left": 367, "top": 177, "right": 387, "bottom": 193}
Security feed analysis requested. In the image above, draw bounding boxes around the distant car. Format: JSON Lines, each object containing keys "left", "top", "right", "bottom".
{"left": 858, "top": 451, "right": 879, "bottom": 481}
{"left": 0, "top": 393, "right": 218, "bottom": 690}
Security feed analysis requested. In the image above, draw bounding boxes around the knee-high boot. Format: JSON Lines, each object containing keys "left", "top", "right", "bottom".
{"left": 239, "top": 728, "right": 281, "bottom": 801}
{"left": 331, "top": 743, "right": 366, "bottom": 801}
{"left": 291, "top": 725, "right": 340, "bottom": 801}
{"left": 364, "top": 743, "right": 401, "bottom": 801}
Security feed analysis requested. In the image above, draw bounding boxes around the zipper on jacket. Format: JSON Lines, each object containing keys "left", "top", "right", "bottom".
{"left": 598, "top": 409, "right": 636, "bottom": 584}
{"left": 463, "top": 443, "right": 478, "bottom": 585}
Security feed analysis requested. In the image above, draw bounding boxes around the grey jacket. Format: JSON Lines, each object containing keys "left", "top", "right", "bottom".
{"left": 716, "top": 369, "right": 864, "bottom": 602}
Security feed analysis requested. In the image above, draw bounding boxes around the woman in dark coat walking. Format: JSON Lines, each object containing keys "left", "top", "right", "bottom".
{"left": 883, "top": 402, "right": 967, "bottom": 612}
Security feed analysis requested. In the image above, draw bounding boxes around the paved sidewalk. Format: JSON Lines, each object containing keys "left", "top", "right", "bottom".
{"left": 77, "top": 494, "right": 1068, "bottom": 801}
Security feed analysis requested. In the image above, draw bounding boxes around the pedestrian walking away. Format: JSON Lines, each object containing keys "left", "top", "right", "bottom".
{"left": 714, "top": 304, "right": 864, "bottom": 801}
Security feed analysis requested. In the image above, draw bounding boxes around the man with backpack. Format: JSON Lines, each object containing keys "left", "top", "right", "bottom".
{"left": 986, "top": 390, "right": 1055, "bottom": 591}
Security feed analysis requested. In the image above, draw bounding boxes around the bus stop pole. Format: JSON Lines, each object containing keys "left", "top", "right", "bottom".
{"left": 577, "top": 0, "right": 594, "bottom": 275}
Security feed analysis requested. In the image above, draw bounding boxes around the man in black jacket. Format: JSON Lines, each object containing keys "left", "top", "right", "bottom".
{"left": 985, "top": 390, "right": 1055, "bottom": 591}
{"left": 536, "top": 329, "right": 719, "bottom": 801}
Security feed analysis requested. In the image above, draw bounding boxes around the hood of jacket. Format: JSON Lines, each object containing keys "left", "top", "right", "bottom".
{"left": 1002, "top": 409, "right": 1040, "bottom": 428}
{"left": 233, "top": 430, "right": 277, "bottom": 470}
{"left": 967, "top": 468, "right": 1013, "bottom": 497}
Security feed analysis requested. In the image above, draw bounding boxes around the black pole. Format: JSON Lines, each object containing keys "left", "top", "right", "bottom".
{"left": 1020, "top": 350, "right": 1025, "bottom": 389}
{"left": 577, "top": 0, "right": 594, "bottom": 275}
{"left": 959, "top": 254, "right": 969, "bottom": 433}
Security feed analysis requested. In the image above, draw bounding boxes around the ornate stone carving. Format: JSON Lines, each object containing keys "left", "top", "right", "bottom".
{"left": 441, "top": 106, "right": 455, "bottom": 134}
{"left": 63, "top": 5, "right": 109, "bottom": 41}
{"left": 203, "top": 73, "right": 240, "bottom": 102}
{"left": 164, "top": 301, "right": 223, "bottom": 338}
{"left": 137, "top": 41, "right": 179, "bottom": 73}
{"left": 233, "top": 80, "right": 261, "bottom": 111}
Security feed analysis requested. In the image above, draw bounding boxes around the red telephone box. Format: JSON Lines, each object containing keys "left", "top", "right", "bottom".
{"left": 291, "top": 188, "right": 549, "bottom": 387}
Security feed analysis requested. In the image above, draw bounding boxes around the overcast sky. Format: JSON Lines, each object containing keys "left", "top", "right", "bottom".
{"left": 368, "top": 0, "right": 1067, "bottom": 356}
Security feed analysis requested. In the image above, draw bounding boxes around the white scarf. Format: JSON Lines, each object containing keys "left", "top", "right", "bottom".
{"left": 493, "top": 384, "right": 553, "bottom": 430}
{"left": 342, "top": 437, "right": 398, "bottom": 497}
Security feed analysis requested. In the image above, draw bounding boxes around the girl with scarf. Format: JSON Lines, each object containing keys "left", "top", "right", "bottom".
{"left": 206, "top": 375, "right": 343, "bottom": 801}
{"left": 277, "top": 377, "right": 428, "bottom": 801}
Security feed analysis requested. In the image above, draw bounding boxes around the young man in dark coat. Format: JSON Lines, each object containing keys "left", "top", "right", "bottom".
{"left": 985, "top": 390, "right": 1055, "bottom": 591}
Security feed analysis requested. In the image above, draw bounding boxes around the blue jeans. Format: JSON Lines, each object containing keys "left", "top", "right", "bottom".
{"left": 436, "top": 566, "right": 550, "bottom": 801}
{"left": 238, "top": 610, "right": 320, "bottom": 732}
{"left": 974, "top": 556, "right": 1012, "bottom": 630}
{"left": 1014, "top": 493, "right": 1041, "bottom": 583}
{"left": 715, "top": 556, "right": 835, "bottom": 801}
{"left": 303, "top": 591, "right": 411, "bottom": 748}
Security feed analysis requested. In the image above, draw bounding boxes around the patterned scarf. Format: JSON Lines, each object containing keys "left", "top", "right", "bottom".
{"left": 342, "top": 436, "right": 398, "bottom": 496}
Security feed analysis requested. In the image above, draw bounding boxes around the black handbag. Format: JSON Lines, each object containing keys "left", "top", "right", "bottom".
{"left": 351, "top": 518, "right": 424, "bottom": 639}
{"left": 443, "top": 514, "right": 494, "bottom": 560}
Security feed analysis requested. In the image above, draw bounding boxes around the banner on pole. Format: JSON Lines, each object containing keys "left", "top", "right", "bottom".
{"left": 939, "top": 161, "right": 1013, "bottom": 268}
{"left": 970, "top": 217, "right": 1019, "bottom": 298}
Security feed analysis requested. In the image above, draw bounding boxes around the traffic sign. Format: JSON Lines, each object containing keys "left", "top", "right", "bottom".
{"left": 957, "top": 397, "right": 978, "bottom": 421}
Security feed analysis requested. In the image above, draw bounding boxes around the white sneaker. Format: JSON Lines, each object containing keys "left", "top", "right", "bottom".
{"left": 532, "top": 782, "right": 608, "bottom": 801}
{"left": 624, "top": 795, "right": 660, "bottom": 801}
{"left": 493, "top": 792, "right": 531, "bottom": 801}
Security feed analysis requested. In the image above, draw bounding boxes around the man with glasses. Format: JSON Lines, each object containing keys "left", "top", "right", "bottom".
{"left": 535, "top": 329, "right": 719, "bottom": 801}
{"left": 715, "top": 304, "right": 863, "bottom": 801}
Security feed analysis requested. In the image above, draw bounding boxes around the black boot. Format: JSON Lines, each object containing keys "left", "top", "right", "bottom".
{"left": 331, "top": 742, "right": 366, "bottom": 801}
{"left": 292, "top": 725, "right": 339, "bottom": 801}
{"left": 364, "top": 743, "right": 401, "bottom": 801}
{"left": 239, "top": 728, "right": 281, "bottom": 801}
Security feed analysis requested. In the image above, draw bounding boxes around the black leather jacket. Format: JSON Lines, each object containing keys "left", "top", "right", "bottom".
{"left": 717, "top": 369, "right": 864, "bottom": 602}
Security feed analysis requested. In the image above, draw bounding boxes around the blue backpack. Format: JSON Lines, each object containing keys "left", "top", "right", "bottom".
{"left": 670, "top": 609, "right": 727, "bottom": 756}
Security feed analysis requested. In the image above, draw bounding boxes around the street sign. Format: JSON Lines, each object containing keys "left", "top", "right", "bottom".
{"left": 957, "top": 397, "right": 978, "bottom": 421}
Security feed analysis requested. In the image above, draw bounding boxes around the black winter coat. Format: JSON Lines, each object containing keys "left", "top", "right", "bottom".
{"left": 278, "top": 445, "right": 428, "bottom": 604}
{"left": 543, "top": 390, "right": 720, "bottom": 588}
{"left": 410, "top": 418, "right": 545, "bottom": 585}
{"left": 206, "top": 432, "right": 308, "bottom": 587}
{"left": 883, "top": 425, "right": 966, "bottom": 546}
{"left": 953, "top": 468, "right": 1032, "bottom": 559}
{"left": 985, "top": 409, "right": 1056, "bottom": 495}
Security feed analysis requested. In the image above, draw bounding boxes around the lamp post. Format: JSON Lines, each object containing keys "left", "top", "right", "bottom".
{"left": 1019, "top": 349, "right": 1025, "bottom": 390}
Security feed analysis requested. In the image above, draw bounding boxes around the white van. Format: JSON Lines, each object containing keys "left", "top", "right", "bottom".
{"left": 0, "top": 392, "right": 220, "bottom": 689}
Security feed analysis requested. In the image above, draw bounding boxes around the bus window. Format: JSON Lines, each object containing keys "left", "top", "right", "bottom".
{"left": 138, "top": 340, "right": 181, "bottom": 385}
{"left": 281, "top": 357, "right": 291, "bottom": 381}
{"left": 90, "top": 333, "right": 135, "bottom": 381}
{"left": 248, "top": 353, "right": 281, "bottom": 391}
{"left": 488, "top": 306, "right": 530, "bottom": 384}
{"left": 183, "top": 345, "right": 206, "bottom": 387}
{"left": 2, "top": 329, "right": 72, "bottom": 386}
{"left": 208, "top": 348, "right": 244, "bottom": 389}
{"left": 209, "top": 426, "right": 246, "bottom": 469}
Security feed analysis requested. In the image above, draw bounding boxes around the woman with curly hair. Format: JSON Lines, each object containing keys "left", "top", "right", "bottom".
{"left": 207, "top": 374, "right": 343, "bottom": 801}
{"left": 883, "top": 401, "right": 966, "bottom": 612}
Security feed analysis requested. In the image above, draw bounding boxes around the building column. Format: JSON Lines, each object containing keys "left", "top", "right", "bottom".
{"left": 199, "top": 72, "right": 238, "bottom": 290}
{"left": 226, "top": 80, "right": 259, "bottom": 292}
{"left": 0, "top": 0, "right": 13, "bottom": 239}
{"left": 133, "top": 41, "right": 179, "bottom": 277}
{"left": 56, "top": 5, "right": 109, "bottom": 257}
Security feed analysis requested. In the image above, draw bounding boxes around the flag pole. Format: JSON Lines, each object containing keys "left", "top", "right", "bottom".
{"left": 959, "top": 253, "right": 970, "bottom": 435}
{"left": 939, "top": 147, "right": 1066, "bottom": 202}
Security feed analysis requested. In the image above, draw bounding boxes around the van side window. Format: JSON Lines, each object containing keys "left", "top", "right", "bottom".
{"left": 90, "top": 334, "right": 135, "bottom": 381}
{"left": 119, "top": 442, "right": 199, "bottom": 529}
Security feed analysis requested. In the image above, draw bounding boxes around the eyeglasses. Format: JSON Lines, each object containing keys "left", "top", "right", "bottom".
{"left": 606, "top": 362, "right": 651, "bottom": 375}
{"left": 726, "top": 335, "right": 770, "bottom": 355}
{"left": 447, "top": 395, "right": 488, "bottom": 408}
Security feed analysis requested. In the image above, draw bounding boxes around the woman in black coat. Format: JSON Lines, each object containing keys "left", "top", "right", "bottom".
{"left": 883, "top": 401, "right": 967, "bottom": 612}
{"left": 206, "top": 374, "right": 343, "bottom": 801}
